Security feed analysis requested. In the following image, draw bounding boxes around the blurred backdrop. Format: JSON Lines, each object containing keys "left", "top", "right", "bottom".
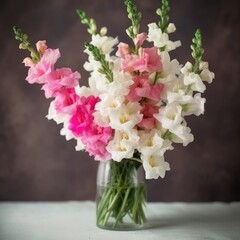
{"left": 0, "top": 0, "right": 239, "bottom": 202}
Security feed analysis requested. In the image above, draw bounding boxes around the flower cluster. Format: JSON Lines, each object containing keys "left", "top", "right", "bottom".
{"left": 14, "top": 0, "right": 214, "bottom": 179}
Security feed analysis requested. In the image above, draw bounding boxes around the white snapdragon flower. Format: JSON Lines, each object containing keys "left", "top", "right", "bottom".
{"left": 85, "top": 57, "right": 132, "bottom": 95}
{"left": 147, "top": 23, "right": 181, "bottom": 52}
{"left": 142, "top": 153, "right": 170, "bottom": 179}
{"left": 182, "top": 93, "right": 206, "bottom": 116}
{"left": 166, "top": 90, "right": 192, "bottom": 104}
{"left": 105, "top": 71, "right": 133, "bottom": 97}
{"left": 109, "top": 102, "right": 143, "bottom": 131}
{"left": 155, "top": 103, "right": 183, "bottom": 129}
{"left": 181, "top": 62, "right": 206, "bottom": 93}
{"left": 105, "top": 79, "right": 131, "bottom": 97}
{"left": 88, "top": 71, "right": 110, "bottom": 93}
{"left": 166, "top": 91, "right": 205, "bottom": 117}
{"left": 75, "top": 85, "right": 97, "bottom": 98}
{"left": 200, "top": 69, "right": 214, "bottom": 84}
{"left": 154, "top": 103, "right": 194, "bottom": 145}
{"left": 166, "top": 23, "right": 176, "bottom": 33}
{"left": 138, "top": 129, "right": 173, "bottom": 156}
{"left": 170, "top": 121, "right": 194, "bottom": 146}
{"left": 156, "top": 52, "right": 186, "bottom": 102}
{"left": 199, "top": 62, "right": 215, "bottom": 84}
{"left": 180, "top": 61, "right": 193, "bottom": 75}
{"left": 106, "top": 129, "right": 139, "bottom": 162}
{"left": 160, "top": 52, "right": 181, "bottom": 77}
{"left": 95, "top": 94, "right": 125, "bottom": 116}
{"left": 90, "top": 34, "right": 118, "bottom": 54}
{"left": 184, "top": 73, "right": 206, "bottom": 93}
{"left": 177, "top": 127, "right": 194, "bottom": 146}
{"left": 160, "top": 75, "right": 186, "bottom": 102}
{"left": 83, "top": 53, "right": 101, "bottom": 72}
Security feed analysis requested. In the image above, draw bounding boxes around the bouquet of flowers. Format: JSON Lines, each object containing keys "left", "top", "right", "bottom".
{"left": 14, "top": 0, "right": 214, "bottom": 229}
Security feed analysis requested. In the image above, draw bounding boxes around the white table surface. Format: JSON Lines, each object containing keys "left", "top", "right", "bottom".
{"left": 0, "top": 201, "right": 239, "bottom": 240}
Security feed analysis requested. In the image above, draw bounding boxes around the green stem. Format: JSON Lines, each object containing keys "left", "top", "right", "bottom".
{"left": 162, "top": 129, "right": 171, "bottom": 139}
{"left": 153, "top": 72, "right": 161, "bottom": 85}
{"left": 96, "top": 160, "right": 146, "bottom": 229}
{"left": 113, "top": 187, "right": 131, "bottom": 227}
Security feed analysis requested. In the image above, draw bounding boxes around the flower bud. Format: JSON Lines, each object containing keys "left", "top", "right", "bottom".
{"left": 100, "top": 27, "right": 107, "bottom": 36}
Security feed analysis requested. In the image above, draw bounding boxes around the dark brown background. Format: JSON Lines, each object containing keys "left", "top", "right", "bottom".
{"left": 0, "top": 0, "right": 239, "bottom": 202}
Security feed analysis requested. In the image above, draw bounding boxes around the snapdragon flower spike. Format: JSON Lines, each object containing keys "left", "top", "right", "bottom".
{"left": 124, "top": 0, "right": 142, "bottom": 40}
{"left": 191, "top": 29, "right": 204, "bottom": 74}
{"left": 76, "top": 9, "right": 107, "bottom": 36}
{"left": 13, "top": 26, "right": 40, "bottom": 62}
{"left": 76, "top": 9, "right": 97, "bottom": 35}
{"left": 156, "top": 0, "right": 170, "bottom": 33}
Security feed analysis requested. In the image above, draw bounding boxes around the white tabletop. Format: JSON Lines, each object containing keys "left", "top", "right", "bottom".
{"left": 0, "top": 201, "right": 239, "bottom": 240}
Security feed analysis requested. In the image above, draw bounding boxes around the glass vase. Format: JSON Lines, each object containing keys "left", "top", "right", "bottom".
{"left": 96, "top": 159, "right": 147, "bottom": 230}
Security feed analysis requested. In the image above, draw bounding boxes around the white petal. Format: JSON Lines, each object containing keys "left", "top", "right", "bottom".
{"left": 170, "top": 125, "right": 194, "bottom": 146}
{"left": 60, "top": 120, "right": 74, "bottom": 141}
{"left": 200, "top": 68, "right": 215, "bottom": 84}
{"left": 138, "top": 129, "right": 173, "bottom": 156}
{"left": 75, "top": 139, "right": 85, "bottom": 151}
{"left": 106, "top": 130, "right": 139, "bottom": 162}
{"left": 109, "top": 102, "right": 143, "bottom": 131}
{"left": 142, "top": 154, "right": 170, "bottom": 179}
{"left": 184, "top": 73, "right": 206, "bottom": 93}
{"left": 182, "top": 93, "right": 206, "bottom": 116}
{"left": 154, "top": 103, "right": 183, "bottom": 130}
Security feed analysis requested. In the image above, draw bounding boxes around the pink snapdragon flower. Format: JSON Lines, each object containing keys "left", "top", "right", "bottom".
{"left": 26, "top": 48, "right": 60, "bottom": 84}
{"left": 53, "top": 88, "right": 80, "bottom": 115}
{"left": 36, "top": 40, "right": 47, "bottom": 55}
{"left": 127, "top": 75, "right": 164, "bottom": 102}
{"left": 138, "top": 104, "right": 159, "bottom": 129}
{"left": 69, "top": 96, "right": 99, "bottom": 136}
{"left": 116, "top": 42, "right": 130, "bottom": 57}
{"left": 42, "top": 68, "right": 80, "bottom": 98}
{"left": 82, "top": 126, "right": 112, "bottom": 161}
{"left": 69, "top": 95, "right": 112, "bottom": 161}
{"left": 134, "top": 33, "right": 148, "bottom": 48}
{"left": 121, "top": 47, "right": 163, "bottom": 74}
{"left": 41, "top": 48, "right": 61, "bottom": 64}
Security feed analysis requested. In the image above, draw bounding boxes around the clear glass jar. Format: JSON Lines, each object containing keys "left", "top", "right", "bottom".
{"left": 96, "top": 159, "right": 147, "bottom": 230}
